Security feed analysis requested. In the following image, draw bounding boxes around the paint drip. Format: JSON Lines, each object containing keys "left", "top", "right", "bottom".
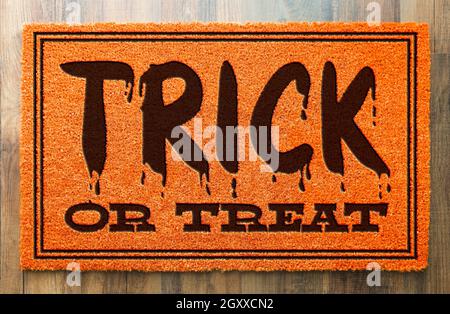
{"left": 231, "top": 178, "right": 237, "bottom": 198}
{"left": 377, "top": 174, "right": 391, "bottom": 199}
{"left": 305, "top": 163, "right": 311, "bottom": 180}
{"left": 298, "top": 155, "right": 312, "bottom": 192}
{"left": 140, "top": 171, "right": 146, "bottom": 185}
{"left": 370, "top": 103, "right": 376, "bottom": 126}
{"left": 299, "top": 90, "right": 308, "bottom": 123}
{"left": 298, "top": 97, "right": 309, "bottom": 190}
{"left": 298, "top": 166, "right": 306, "bottom": 192}
{"left": 299, "top": 174, "right": 305, "bottom": 192}
{"left": 301, "top": 109, "right": 307, "bottom": 120}
{"left": 89, "top": 171, "right": 100, "bottom": 195}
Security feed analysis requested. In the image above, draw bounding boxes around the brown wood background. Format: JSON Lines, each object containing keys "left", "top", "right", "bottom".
{"left": 0, "top": 0, "right": 448, "bottom": 293}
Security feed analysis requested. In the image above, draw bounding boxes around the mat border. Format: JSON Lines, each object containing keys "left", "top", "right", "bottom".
{"left": 32, "top": 31, "right": 418, "bottom": 260}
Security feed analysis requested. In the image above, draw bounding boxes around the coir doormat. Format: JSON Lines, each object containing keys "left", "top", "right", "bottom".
{"left": 21, "top": 23, "right": 430, "bottom": 271}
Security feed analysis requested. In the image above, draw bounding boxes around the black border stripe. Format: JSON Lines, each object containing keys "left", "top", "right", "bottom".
{"left": 33, "top": 32, "right": 418, "bottom": 260}
{"left": 39, "top": 39, "right": 44, "bottom": 252}
{"left": 42, "top": 248, "right": 410, "bottom": 253}
{"left": 41, "top": 38, "right": 409, "bottom": 42}
{"left": 34, "top": 255, "right": 419, "bottom": 260}
{"left": 32, "top": 32, "right": 37, "bottom": 259}
{"left": 34, "top": 31, "right": 418, "bottom": 36}
{"left": 413, "top": 34, "right": 418, "bottom": 259}
{"left": 407, "top": 37, "right": 411, "bottom": 253}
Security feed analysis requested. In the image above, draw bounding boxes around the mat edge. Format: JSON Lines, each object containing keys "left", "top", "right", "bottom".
{"left": 19, "top": 22, "right": 431, "bottom": 272}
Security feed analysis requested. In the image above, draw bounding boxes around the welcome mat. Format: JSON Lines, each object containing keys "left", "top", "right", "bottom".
{"left": 21, "top": 23, "right": 430, "bottom": 271}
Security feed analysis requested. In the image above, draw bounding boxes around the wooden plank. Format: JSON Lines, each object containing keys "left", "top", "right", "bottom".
{"left": 401, "top": 0, "right": 435, "bottom": 50}
{"left": 400, "top": 0, "right": 419, "bottom": 22}
{"left": 177, "top": 271, "right": 242, "bottom": 293}
{"left": 240, "top": 272, "right": 284, "bottom": 293}
{"left": 15, "top": 0, "right": 78, "bottom": 294}
{"left": 161, "top": 273, "right": 182, "bottom": 293}
{"left": 0, "top": 0, "right": 27, "bottom": 294}
{"left": 330, "top": 0, "right": 401, "bottom": 22}
{"left": 426, "top": 53, "right": 450, "bottom": 292}
{"left": 216, "top": 0, "right": 243, "bottom": 21}
{"left": 433, "top": 0, "right": 449, "bottom": 53}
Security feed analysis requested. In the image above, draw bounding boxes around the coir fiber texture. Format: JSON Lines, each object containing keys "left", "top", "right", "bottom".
{"left": 21, "top": 23, "right": 430, "bottom": 271}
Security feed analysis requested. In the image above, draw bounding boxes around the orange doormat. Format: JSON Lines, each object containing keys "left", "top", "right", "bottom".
{"left": 20, "top": 23, "right": 430, "bottom": 271}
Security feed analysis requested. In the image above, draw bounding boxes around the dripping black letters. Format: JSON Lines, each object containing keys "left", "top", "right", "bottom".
{"left": 61, "top": 60, "right": 390, "bottom": 233}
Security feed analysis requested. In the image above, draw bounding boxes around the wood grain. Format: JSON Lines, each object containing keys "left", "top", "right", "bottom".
{"left": 1, "top": 0, "right": 448, "bottom": 293}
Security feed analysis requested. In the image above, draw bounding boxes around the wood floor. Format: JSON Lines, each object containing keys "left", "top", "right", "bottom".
{"left": 1, "top": 0, "right": 448, "bottom": 293}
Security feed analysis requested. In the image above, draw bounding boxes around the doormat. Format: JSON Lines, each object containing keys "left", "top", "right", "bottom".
{"left": 21, "top": 23, "right": 430, "bottom": 271}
